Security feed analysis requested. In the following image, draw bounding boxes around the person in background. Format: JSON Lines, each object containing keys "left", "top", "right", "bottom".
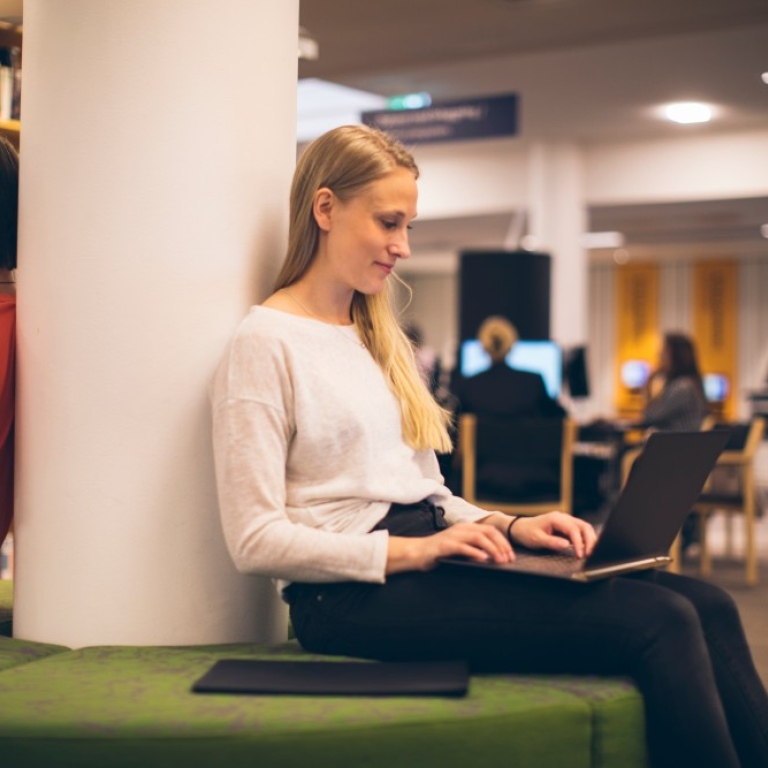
{"left": 449, "top": 315, "right": 568, "bottom": 499}
{"left": 211, "top": 124, "right": 768, "bottom": 768}
{"left": 0, "top": 135, "right": 18, "bottom": 551}
{"left": 639, "top": 332, "right": 709, "bottom": 432}
{"left": 453, "top": 315, "right": 566, "bottom": 419}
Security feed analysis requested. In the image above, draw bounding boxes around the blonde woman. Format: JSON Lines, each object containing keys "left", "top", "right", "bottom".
{"left": 211, "top": 125, "right": 767, "bottom": 768}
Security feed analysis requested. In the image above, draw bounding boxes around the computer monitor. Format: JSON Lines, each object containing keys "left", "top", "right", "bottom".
{"left": 564, "top": 346, "right": 590, "bottom": 398}
{"left": 459, "top": 338, "right": 562, "bottom": 398}
{"left": 620, "top": 359, "right": 651, "bottom": 390}
{"left": 703, "top": 373, "right": 729, "bottom": 403}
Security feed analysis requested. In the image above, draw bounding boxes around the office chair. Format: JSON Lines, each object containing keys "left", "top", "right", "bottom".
{"left": 460, "top": 413, "right": 576, "bottom": 516}
{"left": 690, "top": 417, "right": 765, "bottom": 586}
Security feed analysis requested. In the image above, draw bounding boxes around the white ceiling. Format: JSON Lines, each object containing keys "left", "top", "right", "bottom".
{"left": 298, "top": 0, "right": 768, "bottom": 143}
{"left": 2, "top": 0, "right": 766, "bottom": 144}
{"left": 2, "top": 1, "right": 767, "bottom": 258}
{"left": 298, "top": 0, "right": 768, "bottom": 260}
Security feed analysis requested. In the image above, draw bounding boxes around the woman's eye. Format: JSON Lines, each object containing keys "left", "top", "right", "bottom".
{"left": 381, "top": 220, "right": 397, "bottom": 230}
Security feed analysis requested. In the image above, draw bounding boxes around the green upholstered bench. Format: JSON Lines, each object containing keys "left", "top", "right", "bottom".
{"left": 0, "top": 582, "right": 649, "bottom": 768}
{"left": 0, "top": 635, "right": 69, "bottom": 671}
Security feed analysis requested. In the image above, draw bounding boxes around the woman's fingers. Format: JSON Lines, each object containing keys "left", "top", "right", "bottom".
{"left": 419, "top": 515, "right": 597, "bottom": 572}
{"left": 513, "top": 513, "right": 597, "bottom": 557}
{"left": 429, "top": 523, "right": 514, "bottom": 566}
{"left": 548, "top": 515, "right": 597, "bottom": 558}
{"left": 548, "top": 517, "right": 589, "bottom": 557}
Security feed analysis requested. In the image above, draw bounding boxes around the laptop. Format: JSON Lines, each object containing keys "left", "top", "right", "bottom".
{"left": 440, "top": 429, "right": 730, "bottom": 582}
{"left": 191, "top": 658, "right": 470, "bottom": 697}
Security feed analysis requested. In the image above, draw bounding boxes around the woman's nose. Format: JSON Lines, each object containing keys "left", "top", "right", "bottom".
{"left": 391, "top": 230, "right": 411, "bottom": 259}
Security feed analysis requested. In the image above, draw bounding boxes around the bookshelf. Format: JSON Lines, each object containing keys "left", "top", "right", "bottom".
{"left": 0, "top": 20, "right": 21, "bottom": 150}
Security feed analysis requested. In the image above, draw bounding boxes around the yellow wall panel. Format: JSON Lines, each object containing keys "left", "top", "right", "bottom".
{"left": 615, "top": 263, "right": 660, "bottom": 415}
{"left": 692, "top": 261, "right": 738, "bottom": 421}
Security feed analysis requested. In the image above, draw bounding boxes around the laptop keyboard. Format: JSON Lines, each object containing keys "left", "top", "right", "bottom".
{"left": 513, "top": 550, "right": 584, "bottom": 575}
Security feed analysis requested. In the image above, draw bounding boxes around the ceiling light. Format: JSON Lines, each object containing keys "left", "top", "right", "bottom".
{"left": 761, "top": 224, "right": 768, "bottom": 239}
{"left": 762, "top": 73, "right": 768, "bottom": 85}
{"left": 663, "top": 102, "right": 712, "bottom": 124}
{"left": 613, "top": 249, "right": 630, "bottom": 265}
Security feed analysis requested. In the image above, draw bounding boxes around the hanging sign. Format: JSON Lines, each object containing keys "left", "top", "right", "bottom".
{"left": 362, "top": 93, "right": 519, "bottom": 145}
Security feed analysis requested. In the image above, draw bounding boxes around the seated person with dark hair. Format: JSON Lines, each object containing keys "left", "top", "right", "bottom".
{"left": 638, "top": 332, "right": 709, "bottom": 432}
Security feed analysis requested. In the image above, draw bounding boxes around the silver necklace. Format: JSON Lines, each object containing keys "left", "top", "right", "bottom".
{"left": 283, "top": 289, "right": 365, "bottom": 349}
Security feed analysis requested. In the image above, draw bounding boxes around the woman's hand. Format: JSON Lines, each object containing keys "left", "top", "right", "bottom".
{"left": 507, "top": 512, "right": 597, "bottom": 558}
{"left": 386, "top": 522, "right": 513, "bottom": 575}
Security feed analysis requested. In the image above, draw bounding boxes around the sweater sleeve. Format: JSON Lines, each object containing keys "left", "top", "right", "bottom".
{"left": 211, "top": 338, "right": 389, "bottom": 585}
{"left": 641, "top": 378, "right": 701, "bottom": 430}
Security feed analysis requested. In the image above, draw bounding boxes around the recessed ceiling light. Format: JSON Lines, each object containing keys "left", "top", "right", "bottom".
{"left": 663, "top": 102, "right": 712, "bottom": 124}
{"left": 762, "top": 72, "right": 768, "bottom": 85}
{"left": 613, "top": 248, "right": 630, "bottom": 265}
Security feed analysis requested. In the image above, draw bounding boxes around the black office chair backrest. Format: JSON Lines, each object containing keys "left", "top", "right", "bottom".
{"left": 470, "top": 415, "right": 567, "bottom": 503}
{"left": 473, "top": 416, "right": 565, "bottom": 465}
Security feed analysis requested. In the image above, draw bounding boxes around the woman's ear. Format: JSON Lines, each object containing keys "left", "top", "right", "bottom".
{"left": 312, "top": 187, "right": 334, "bottom": 232}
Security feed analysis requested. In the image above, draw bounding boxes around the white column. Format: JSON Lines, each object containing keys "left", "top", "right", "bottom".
{"left": 526, "top": 142, "right": 588, "bottom": 347}
{"left": 13, "top": 0, "right": 298, "bottom": 647}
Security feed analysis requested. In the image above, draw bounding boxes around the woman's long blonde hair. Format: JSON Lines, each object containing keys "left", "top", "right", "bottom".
{"left": 274, "top": 125, "right": 452, "bottom": 453}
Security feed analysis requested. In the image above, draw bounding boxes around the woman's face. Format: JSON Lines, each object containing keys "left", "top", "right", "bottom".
{"left": 314, "top": 166, "right": 418, "bottom": 295}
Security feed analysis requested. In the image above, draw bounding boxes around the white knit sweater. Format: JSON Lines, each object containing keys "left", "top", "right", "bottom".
{"left": 211, "top": 306, "right": 488, "bottom": 589}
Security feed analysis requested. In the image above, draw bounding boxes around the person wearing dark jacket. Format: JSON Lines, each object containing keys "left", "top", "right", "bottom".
{"left": 454, "top": 316, "right": 566, "bottom": 419}
{"left": 450, "top": 316, "right": 567, "bottom": 500}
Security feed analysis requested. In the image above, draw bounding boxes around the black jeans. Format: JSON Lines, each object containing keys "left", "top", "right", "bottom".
{"left": 285, "top": 501, "right": 768, "bottom": 768}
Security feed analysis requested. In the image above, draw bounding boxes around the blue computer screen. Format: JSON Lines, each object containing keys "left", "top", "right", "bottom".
{"left": 620, "top": 359, "right": 651, "bottom": 390}
{"left": 703, "top": 373, "right": 729, "bottom": 403}
{"left": 459, "top": 339, "right": 562, "bottom": 398}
